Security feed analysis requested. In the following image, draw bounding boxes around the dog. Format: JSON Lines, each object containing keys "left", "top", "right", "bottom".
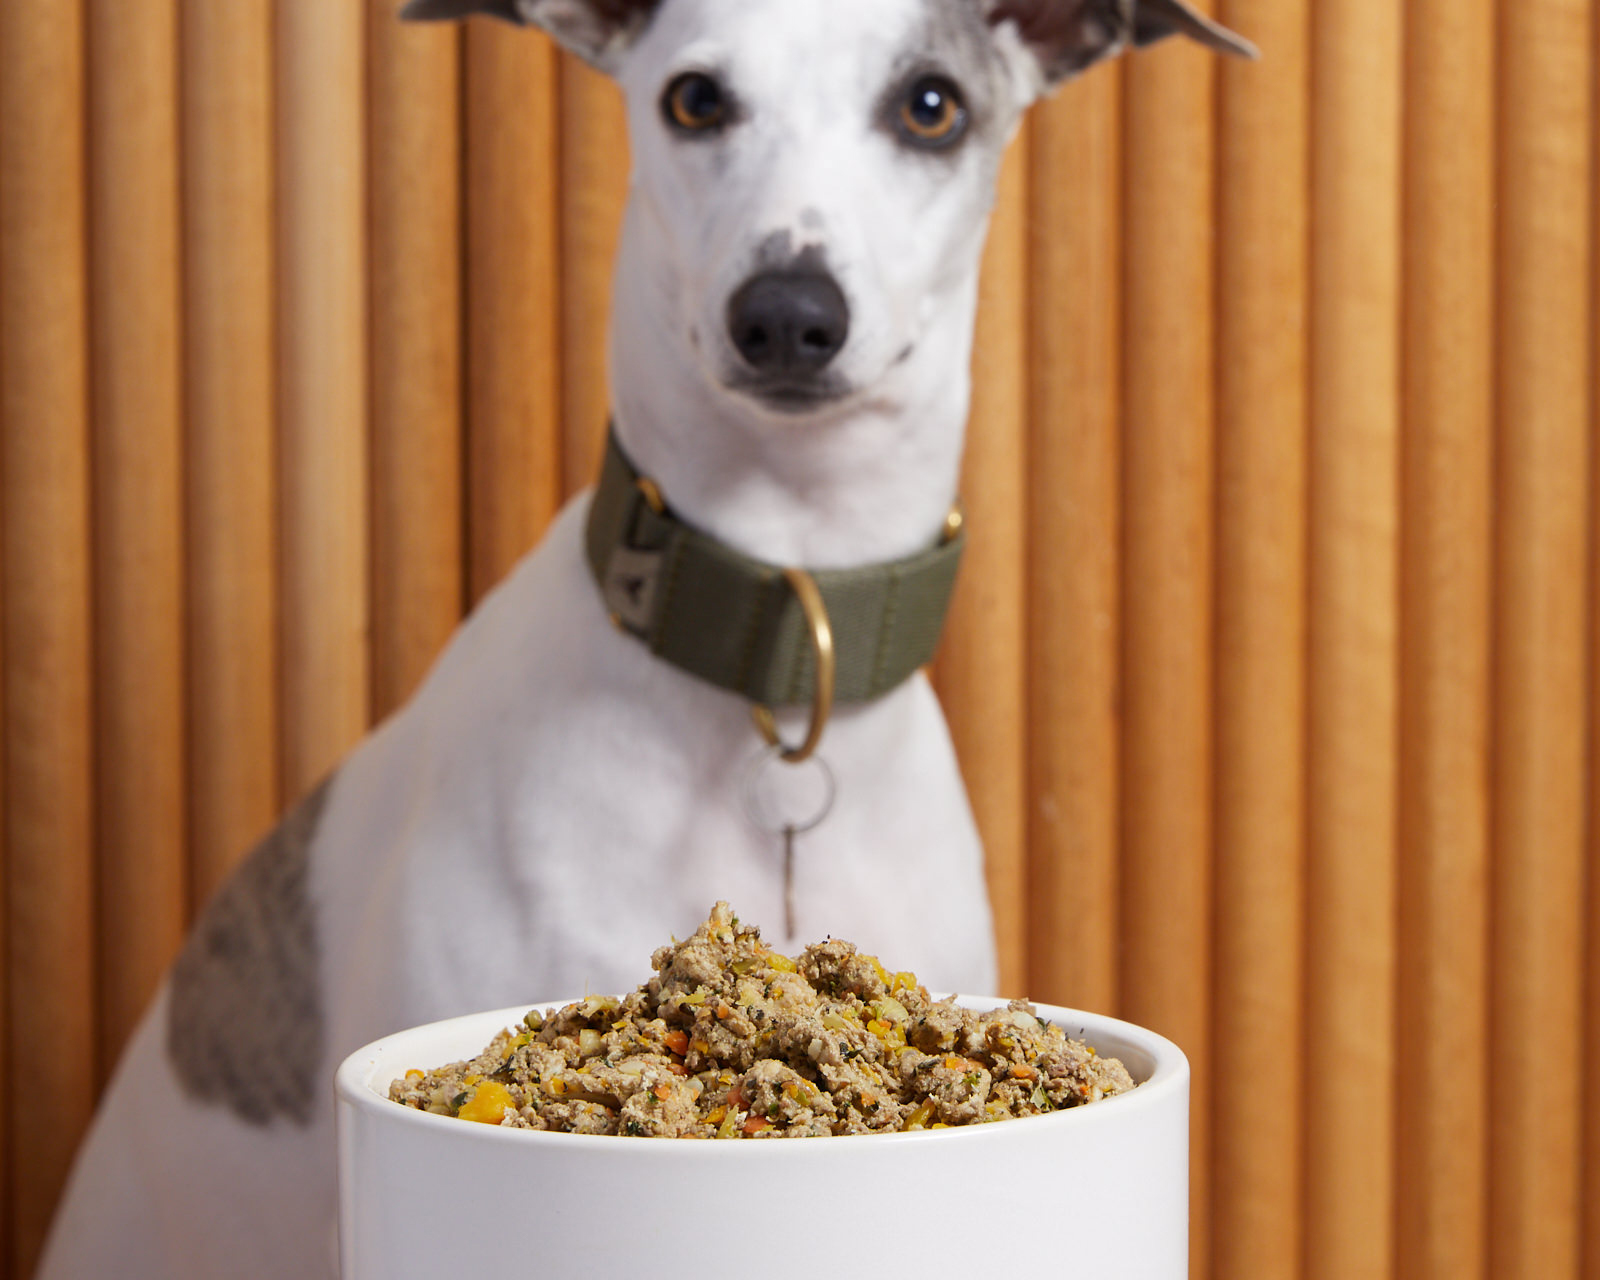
{"left": 37, "top": 2, "right": 1251, "bottom": 1275}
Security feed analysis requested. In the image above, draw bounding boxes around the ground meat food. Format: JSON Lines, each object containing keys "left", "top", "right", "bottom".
{"left": 387, "top": 903, "right": 1136, "bottom": 1138}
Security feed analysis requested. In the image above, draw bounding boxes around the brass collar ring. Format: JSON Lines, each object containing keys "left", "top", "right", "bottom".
{"left": 752, "top": 566, "right": 835, "bottom": 764}
{"left": 628, "top": 460, "right": 959, "bottom": 766}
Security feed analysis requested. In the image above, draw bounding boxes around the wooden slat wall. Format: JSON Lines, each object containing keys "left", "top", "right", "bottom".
{"left": 464, "top": 27, "right": 563, "bottom": 601}
{"left": 369, "top": 0, "right": 464, "bottom": 720}
{"left": 277, "top": 0, "right": 371, "bottom": 799}
{"left": 1306, "top": 0, "right": 1403, "bottom": 1276}
{"left": 940, "top": 129, "right": 1032, "bottom": 1000}
{"left": 557, "top": 58, "right": 628, "bottom": 500}
{"left": 1397, "top": 0, "right": 1495, "bottom": 1276}
{"left": 1212, "top": 2, "right": 1308, "bottom": 1278}
{"left": 1, "top": 3, "right": 96, "bottom": 1272}
{"left": 86, "top": 0, "right": 188, "bottom": 1092}
{"left": 181, "top": 0, "right": 281, "bottom": 912}
{"left": 1120, "top": 33, "right": 1219, "bottom": 1279}
{"left": 1492, "top": 2, "right": 1593, "bottom": 1275}
{"left": 2, "top": 5, "right": 1598, "bottom": 1278}
{"left": 1024, "top": 63, "right": 1122, "bottom": 1025}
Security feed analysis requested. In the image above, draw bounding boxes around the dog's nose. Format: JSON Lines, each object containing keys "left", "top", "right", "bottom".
{"left": 727, "top": 272, "right": 850, "bottom": 374}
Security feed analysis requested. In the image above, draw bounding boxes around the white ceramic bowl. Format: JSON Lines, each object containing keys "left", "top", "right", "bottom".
{"left": 336, "top": 997, "right": 1189, "bottom": 1278}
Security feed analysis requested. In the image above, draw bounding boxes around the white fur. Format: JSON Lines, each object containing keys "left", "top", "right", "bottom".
{"left": 611, "top": 0, "right": 1039, "bottom": 566}
{"left": 38, "top": 2, "right": 1048, "bottom": 1274}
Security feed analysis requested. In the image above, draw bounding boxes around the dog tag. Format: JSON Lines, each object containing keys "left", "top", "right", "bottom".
{"left": 740, "top": 746, "right": 835, "bottom": 940}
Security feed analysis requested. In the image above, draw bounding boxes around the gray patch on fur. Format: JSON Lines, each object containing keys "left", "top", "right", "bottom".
{"left": 752, "top": 230, "right": 797, "bottom": 271}
{"left": 922, "top": 0, "right": 1011, "bottom": 87}
{"left": 167, "top": 777, "right": 332, "bottom": 1126}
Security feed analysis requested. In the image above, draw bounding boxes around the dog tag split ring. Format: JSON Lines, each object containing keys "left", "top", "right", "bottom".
{"left": 741, "top": 746, "right": 835, "bottom": 940}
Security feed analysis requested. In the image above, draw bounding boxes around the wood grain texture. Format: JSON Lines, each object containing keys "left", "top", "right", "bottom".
{"left": 1490, "top": 0, "right": 1592, "bottom": 1274}
{"left": 181, "top": 0, "right": 281, "bottom": 908}
{"left": 1119, "top": 36, "right": 1216, "bottom": 1280}
{"left": 1588, "top": 370, "right": 1599, "bottom": 1280}
{"left": 277, "top": 0, "right": 371, "bottom": 798}
{"left": 1305, "top": 1, "right": 1402, "bottom": 1276}
{"left": 1591, "top": 178, "right": 1600, "bottom": 1275}
{"left": 87, "top": 0, "right": 189, "bottom": 1076}
{"left": 1024, "top": 67, "right": 1121, "bottom": 1016}
{"left": 936, "top": 132, "right": 1031, "bottom": 997}
{"left": 369, "top": 5, "right": 465, "bottom": 720}
{"left": 1396, "top": 0, "right": 1495, "bottom": 1274}
{"left": 0, "top": 3, "right": 97, "bottom": 1272}
{"left": 1211, "top": 3, "right": 1309, "bottom": 1276}
{"left": 558, "top": 55, "right": 630, "bottom": 498}
{"left": 465, "top": 22, "right": 563, "bottom": 601}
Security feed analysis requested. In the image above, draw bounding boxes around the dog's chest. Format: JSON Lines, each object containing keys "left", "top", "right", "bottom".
{"left": 313, "top": 498, "right": 995, "bottom": 1051}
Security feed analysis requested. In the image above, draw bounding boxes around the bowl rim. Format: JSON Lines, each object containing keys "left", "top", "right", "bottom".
{"left": 335, "top": 994, "right": 1189, "bottom": 1155}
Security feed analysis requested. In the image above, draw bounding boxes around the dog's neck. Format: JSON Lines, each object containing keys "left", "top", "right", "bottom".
{"left": 607, "top": 221, "right": 983, "bottom": 572}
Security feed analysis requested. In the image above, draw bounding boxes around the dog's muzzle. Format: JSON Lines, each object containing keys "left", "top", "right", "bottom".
{"left": 726, "top": 270, "right": 850, "bottom": 389}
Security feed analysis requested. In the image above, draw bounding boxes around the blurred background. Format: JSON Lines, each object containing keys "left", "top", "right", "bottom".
{"left": 0, "top": 0, "right": 1595, "bottom": 1276}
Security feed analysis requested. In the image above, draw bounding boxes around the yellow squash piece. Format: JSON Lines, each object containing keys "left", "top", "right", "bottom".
{"left": 458, "top": 1081, "right": 515, "bottom": 1125}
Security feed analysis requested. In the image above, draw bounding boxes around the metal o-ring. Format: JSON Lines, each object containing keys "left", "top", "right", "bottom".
{"left": 740, "top": 745, "right": 836, "bottom": 837}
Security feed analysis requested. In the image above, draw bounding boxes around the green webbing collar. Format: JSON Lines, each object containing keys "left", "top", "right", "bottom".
{"left": 585, "top": 429, "right": 965, "bottom": 708}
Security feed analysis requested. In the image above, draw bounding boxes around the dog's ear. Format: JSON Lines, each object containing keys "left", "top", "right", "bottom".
{"left": 400, "top": 0, "right": 659, "bottom": 70}
{"left": 1130, "top": 0, "right": 1258, "bottom": 58}
{"left": 986, "top": 0, "right": 1256, "bottom": 87}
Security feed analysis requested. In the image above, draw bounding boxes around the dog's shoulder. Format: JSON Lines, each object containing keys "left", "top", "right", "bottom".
{"left": 166, "top": 776, "right": 333, "bottom": 1126}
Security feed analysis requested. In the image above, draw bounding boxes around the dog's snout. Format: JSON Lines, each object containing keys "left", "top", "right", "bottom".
{"left": 727, "top": 272, "right": 850, "bottom": 375}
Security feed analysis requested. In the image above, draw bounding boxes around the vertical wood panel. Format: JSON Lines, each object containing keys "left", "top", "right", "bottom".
{"left": 1305, "top": 0, "right": 1402, "bottom": 1276}
{"left": 1587, "top": 377, "right": 1599, "bottom": 1280}
{"left": 86, "top": 0, "right": 188, "bottom": 1073}
{"left": 1396, "top": 0, "right": 1495, "bottom": 1274}
{"left": 1025, "top": 67, "right": 1122, "bottom": 1015}
{"left": 1590, "top": 115, "right": 1600, "bottom": 1265}
{"left": 0, "top": 2, "right": 97, "bottom": 1272}
{"left": 558, "top": 58, "right": 630, "bottom": 499}
{"left": 1588, "top": 311, "right": 1600, "bottom": 1280}
{"left": 1211, "top": 3, "right": 1310, "bottom": 1277}
{"left": 1120, "top": 36, "right": 1217, "bottom": 1280}
{"left": 277, "top": 0, "right": 370, "bottom": 797}
{"left": 369, "top": 6, "right": 464, "bottom": 720}
{"left": 464, "top": 24, "right": 562, "bottom": 601}
{"left": 937, "top": 133, "right": 1030, "bottom": 997}
{"left": 1490, "top": 0, "right": 1593, "bottom": 1274}
{"left": 182, "top": 0, "right": 280, "bottom": 908}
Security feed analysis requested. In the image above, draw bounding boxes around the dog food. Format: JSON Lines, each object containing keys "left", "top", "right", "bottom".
{"left": 389, "top": 903, "right": 1134, "bottom": 1137}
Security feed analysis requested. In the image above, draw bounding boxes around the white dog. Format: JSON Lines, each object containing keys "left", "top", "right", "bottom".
{"left": 38, "top": 1, "right": 1249, "bottom": 1275}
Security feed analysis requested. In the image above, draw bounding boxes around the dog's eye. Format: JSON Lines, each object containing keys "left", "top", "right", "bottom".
{"left": 899, "top": 77, "right": 967, "bottom": 147}
{"left": 662, "top": 72, "right": 727, "bottom": 133}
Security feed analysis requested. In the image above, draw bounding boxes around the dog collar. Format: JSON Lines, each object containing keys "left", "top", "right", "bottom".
{"left": 585, "top": 429, "right": 965, "bottom": 712}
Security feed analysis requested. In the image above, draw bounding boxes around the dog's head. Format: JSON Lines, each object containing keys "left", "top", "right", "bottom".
{"left": 407, "top": 0, "right": 1252, "bottom": 427}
